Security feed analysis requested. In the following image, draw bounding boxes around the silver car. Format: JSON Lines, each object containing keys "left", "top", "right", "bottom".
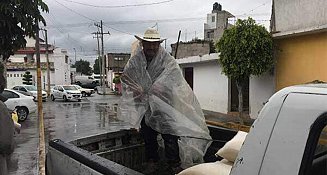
{"left": 12, "top": 85, "right": 47, "bottom": 101}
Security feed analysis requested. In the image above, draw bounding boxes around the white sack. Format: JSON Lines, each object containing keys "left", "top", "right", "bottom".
{"left": 216, "top": 131, "right": 247, "bottom": 162}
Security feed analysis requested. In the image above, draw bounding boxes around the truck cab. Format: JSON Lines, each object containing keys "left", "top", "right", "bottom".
{"left": 232, "top": 84, "right": 327, "bottom": 175}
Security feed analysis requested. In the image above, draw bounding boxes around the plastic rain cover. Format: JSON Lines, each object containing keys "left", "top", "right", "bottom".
{"left": 118, "top": 44, "right": 212, "bottom": 168}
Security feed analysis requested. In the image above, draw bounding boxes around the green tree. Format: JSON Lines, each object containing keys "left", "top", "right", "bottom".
{"left": 216, "top": 17, "right": 273, "bottom": 124}
{"left": 75, "top": 59, "right": 92, "bottom": 75}
{"left": 0, "top": 0, "right": 49, "bottom": 61}
{"left": 22, "top": 71, "right": 33, "bottom": 85}
{"left": 93, "top": 57, "right": 102, "bottom": 74}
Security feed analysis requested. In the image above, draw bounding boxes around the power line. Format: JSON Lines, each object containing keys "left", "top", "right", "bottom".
{"left": 53, "top": 0, "right": 97, "bottom": 22}
{"left": 45, "top": 13, "right": 89, "bottom": 51}
{"left": 240, "top": 1, "right": 271, "bottom": 16}
{"left": 53, "top": 0, "right": 133, "bottom": 35}
{"left": 60, "top": 0, "right": 174, "bottom": 8}
{"left": 45, "top": 16, "right": 270, "bottom": 28}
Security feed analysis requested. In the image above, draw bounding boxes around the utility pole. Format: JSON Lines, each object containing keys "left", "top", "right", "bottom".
{"left": 36, "top": 25, "right": 46, "bottom": 175}
{"left": 92, "top": 32, "right": 101, "bottom": 84}
{"left": 73, "top": 48, "right": 76, "bottom": 63}
{"left": 175, "top": 30, "right": 181, "bottom": 58}
{"left": 93, "top": 20, "right": 110, "bottom": 95}
{"left": 43, "top": 29, "right": 50, "bottom": 97}
{"left": 100, "top": 20, "right": 105, "bottom": 95}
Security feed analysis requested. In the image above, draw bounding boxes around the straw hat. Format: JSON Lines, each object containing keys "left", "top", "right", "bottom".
{"left": 135, "top": 28, "right": 165, "bottom": 42}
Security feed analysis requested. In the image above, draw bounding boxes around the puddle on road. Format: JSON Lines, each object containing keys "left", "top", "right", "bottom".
{"left": 95, "top": 103, "right": 124, "bottom": 128}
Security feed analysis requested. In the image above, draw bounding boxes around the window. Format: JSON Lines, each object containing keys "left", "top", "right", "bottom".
{"left": 300, "top": 114, "right": 327, "bottom": 175}
{"left": 19, "top": 87, "right": 27, "bottom": 92}
{"left": 58, "top": 86, "right": 64, "bottom": 91}
{"left": 1, "top": 90, "right": 19, "bottom": 99}
{"left": 13, "top": 86, "right": 19, "bottom": 90}
{"left": 53, "top": 87, "right": 58, "bottom": 90}
{"left": 14, "top": 74, "right": 16, "bottom": 77}
{"left": 9, "top": 74, "right": 12, "bottom": 77}
{"left": 212, "top": 16, "right": 215, "bottom": 22}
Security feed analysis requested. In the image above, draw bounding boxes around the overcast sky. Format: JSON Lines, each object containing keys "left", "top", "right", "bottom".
{"left": 41, "top": 0, "right": 272, "bottom": 64}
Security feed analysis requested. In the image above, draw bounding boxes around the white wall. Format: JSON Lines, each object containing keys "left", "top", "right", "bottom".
{"left": 6, "top": 71, "right": 25, "bottom": 88}
{"left": 206, "top": 13, "right": 217, "bottom": 29}
{"left": 52, "top": 48, "right": 71, "bottom": 85}
{"left": 193, "top": 62, "right": 229, "bottom": 113}
{"left": 249, "top": 72, "right": 275, "bottom": 119}
{"left": 6, "top": 70, "right": 51, "bottom": 89}
{"left": 177, "top": 53, "right": 229, "bottom": 114}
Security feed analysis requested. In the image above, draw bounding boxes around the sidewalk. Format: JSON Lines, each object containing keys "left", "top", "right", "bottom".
{"left": 203, "top": 110, "right": 255, "bottom": 132}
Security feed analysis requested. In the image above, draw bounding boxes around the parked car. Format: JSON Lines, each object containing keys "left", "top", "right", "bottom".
{"left": 12, "top": 85, "right": 47, "bottom": 101}
{"left": 72, "top": 85, "right": 94, "bottom": 97}
{"left": 75, "top": 76, "right": 97, "bottom": 85}
{"left": 51, "top": 85, "right": 82, "bottom": 102}
{"left": 0, "top": 89, "right": 37, "bottom": 122}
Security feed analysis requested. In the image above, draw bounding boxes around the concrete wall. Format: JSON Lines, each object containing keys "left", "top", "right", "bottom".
{"left": 273, "top": 0, "right": 327, "bottom": 36}
{"left": 52, "top": 48, "right": 71, "bottom": 85}
{"left": 171, "top": 42, "right": 210, "bottom": 59}
{"left": 6, "top": 70, "right": 53, "bottom": 89}
{"left": 249, "top": 72, "right": 275, "bottom": 119}
{"left": 177, "top": 53, "right": 275, "bottom": 119}
{"left": 177, "top": 54, "right": 229, "bottom": 114}
{"left": 193, "top": 62, "right": 229, "bottom": 113}
{"left": 206, "top": 13, "right": 217, "bottom": 29}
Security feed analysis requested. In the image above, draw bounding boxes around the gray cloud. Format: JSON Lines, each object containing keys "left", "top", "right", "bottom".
{"left": 42, "top": 0, "right": 272, "bottom": 62}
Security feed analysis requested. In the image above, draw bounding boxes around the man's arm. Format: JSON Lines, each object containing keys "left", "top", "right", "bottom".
{"left": 0, "top": 102, "right": 14, "bottom": 155}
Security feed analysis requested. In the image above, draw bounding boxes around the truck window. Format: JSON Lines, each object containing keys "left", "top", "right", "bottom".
{"left": 300, "top": 114, "right": 327, "bottom": 175}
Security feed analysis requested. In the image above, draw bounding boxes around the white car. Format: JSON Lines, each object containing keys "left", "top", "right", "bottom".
{"left": 1, "top": 89, "right": 37, "bottom": 122}
{"left": 51, "top": 85, "right": 82, "bottom": 102}
{"left": 12, "top": 85, "right": 47, "bottom": 101}
{"left": 72, "top": 85, "right": 94, "bottom": 97}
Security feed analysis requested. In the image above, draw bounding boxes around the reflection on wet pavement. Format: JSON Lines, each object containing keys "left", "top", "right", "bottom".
{"left": 43, "top": 95, "right": 131, "bottom": 143}
{"left": 9, "top": 94, "right": 131, "bottom": 175}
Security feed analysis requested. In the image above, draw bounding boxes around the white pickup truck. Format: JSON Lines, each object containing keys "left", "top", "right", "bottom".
{"left": 230, "top": 84, "right": 327, "bottom": 175}
{"left": 47, "top": 84, "right": 327, "bottom": 175}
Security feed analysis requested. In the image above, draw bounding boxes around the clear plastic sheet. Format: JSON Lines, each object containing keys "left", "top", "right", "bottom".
{"left": 118, "top": 43, "right": 212, "bottom": 168}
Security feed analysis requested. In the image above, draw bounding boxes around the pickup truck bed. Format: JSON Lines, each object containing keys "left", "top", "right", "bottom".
{"left": 47, "top": 125, "right": 237, "bottom": 175}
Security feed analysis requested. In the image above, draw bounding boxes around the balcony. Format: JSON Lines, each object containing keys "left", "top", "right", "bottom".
{"left": 6, "top": 62, "right": 55, "bottom": 71}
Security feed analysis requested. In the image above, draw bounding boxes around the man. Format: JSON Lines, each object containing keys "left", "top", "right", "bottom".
{"left": 119, "top": 28, "right": 211, "bottom": 173}
{"left": 0, "top": 74, "right": 15, "bottom": 174}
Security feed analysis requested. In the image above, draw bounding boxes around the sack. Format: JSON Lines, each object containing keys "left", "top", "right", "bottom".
{"left": 177, "top": 159, "right": 233, "bottom": 175}
{"left": 215, "top": 131, "right": 247, "bottom": 162}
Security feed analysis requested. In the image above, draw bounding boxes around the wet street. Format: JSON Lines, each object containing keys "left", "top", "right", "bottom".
{"left": 8, "top": 94, "right": 132, "bottom": 175}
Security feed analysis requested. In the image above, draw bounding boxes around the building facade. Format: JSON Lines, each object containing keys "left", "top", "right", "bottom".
{"left": 176, "top": 53, "right": 274, "bottom": 119}
{"left": 204, "top": 2, "right": 234, "bottom": 42}
{"left": 6, "top": 38, "right": 71, "bottom": 88}
{"left": 106, "top": 53, "right": 131, "bottom": 88}
{"left": 272, "top": 0, "right": 327, "bottom": 90}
